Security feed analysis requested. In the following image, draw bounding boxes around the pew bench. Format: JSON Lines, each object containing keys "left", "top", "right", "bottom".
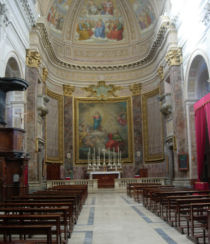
{"left": 0, "top": 207, "right": 69, "bottom": 241}
{"left": 0, "top": 215, "right": 61, "bottom": 244}
{"left": 0, "top": 225, "right": 52, "bottom": 244}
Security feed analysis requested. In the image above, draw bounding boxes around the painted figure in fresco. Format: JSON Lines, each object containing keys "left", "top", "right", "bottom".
{"left": 93, "top": 111, "right": 102, "bottom": 130}
{"left": 102, "top": 0, "right": 114, "bottom": 15}
{"left": 94, "top": 19, "right": 105, "bottom": 38}
{"left": 56, "top": 14, "right": 64, "bottom": 30}
{"left": 132, "top": 0, "right": 155, "bottom": 30}
{"left": 107, "top": 19, "right": 123, "bottom": 41}
{"left": 47, "top": 6, "right": 57, "bottom": 24}
{"left": 88, "top": 0, "right": 98, "bottom": 15}
{"left": 77, "top": 21, "right": 93, "bottom": 40}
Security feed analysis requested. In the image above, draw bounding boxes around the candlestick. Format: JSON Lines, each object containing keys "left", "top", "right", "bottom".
{"left": 103, "top": 149, "right": 106, "bottom": 165}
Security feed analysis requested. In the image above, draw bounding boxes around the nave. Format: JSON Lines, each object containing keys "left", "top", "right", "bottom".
{"left": 70, "top": 191, "right": 192, "bottom": 244}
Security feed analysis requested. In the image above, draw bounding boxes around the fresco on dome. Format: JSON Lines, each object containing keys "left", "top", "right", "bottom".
{"left": 47, "top": 0, "right": 72, "bottom": 33}
{"left": 130, "top": 0, "right": 155, "bottom": 30}
{"left": 75, "top": 0, "right": 124, "bottom": 42}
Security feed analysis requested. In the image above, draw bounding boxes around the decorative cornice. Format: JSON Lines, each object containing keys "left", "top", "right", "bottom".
{"left": 158, "top": 66, "right": 164, "bottom": 81}
{"left": 129, "top": 83, "right": 141, "bottom": 96}
{"left": 83, "top": 81, "right": 122, "bottom": 98}
{"left": 165, "top": 47, "right": 182, "bottom": 66}
{"left": 63, "top": 84, "right": 75, "bottom": 96}
{"left": 35, "top": 18, "right": 171, "bottom": 72}
{"left": 202, "top": 1, "right": 210, "bottom": 26}
{"left": 18, "top": 0, "right": 37, "bottom": 27}
{"left": 42, "top": 67, "right": 48, "bottom": 83}
{"left": 0, "top": 2, "right": 10, "bottom": 27}
{"left": 26, "top": 49, "right": 41, "bottom": 68}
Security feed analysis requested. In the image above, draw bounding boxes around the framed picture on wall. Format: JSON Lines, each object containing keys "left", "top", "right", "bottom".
{"left": 178, "top": 154, "right": 188, "bottom": 171}
{"left": 73, "top": 96, "right": 133, "bottom": 165}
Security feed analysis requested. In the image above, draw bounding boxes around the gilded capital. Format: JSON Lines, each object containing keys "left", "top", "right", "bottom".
{"left": 63, "top": 85, "right": 75, "bottom": 96}
{"left": 165, "top": 48, "right": 182, "bottom": 66}
{"left": 130, "top": 83, "right": 141, "bottom": 96}
{"left": 42, "top": 67, "right": 48, "bottom": 83}
{"left": 158, "top": 66, "right": 164, "bottom": 81}
{"left": 26, "top": 49, "right": 41, "bottom": 68}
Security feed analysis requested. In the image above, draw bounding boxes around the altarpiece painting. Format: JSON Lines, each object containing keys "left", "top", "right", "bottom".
{"left": 74, "top": 97, "right": 133, "bottom": 165}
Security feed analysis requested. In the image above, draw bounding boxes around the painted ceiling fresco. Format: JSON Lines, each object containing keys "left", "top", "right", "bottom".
{"left": 130, "top": 0, "right": 156, "bottom": 30}
{"left": 47, "top": 0, "right": 72, "bottom": 33}
{"left": 75, "top": 0, "right": 124, "bottom": 42}
{"left": 46, "top": 0, "right": 157, "bottom": 41}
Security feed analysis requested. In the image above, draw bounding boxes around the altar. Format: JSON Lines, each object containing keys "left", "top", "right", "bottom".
{"left": 88, "top": 171, "right": 121, "bottom": 188}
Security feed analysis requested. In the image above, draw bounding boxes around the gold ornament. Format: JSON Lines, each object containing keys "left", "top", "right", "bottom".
{"left": 129, "top": 83, "right": 141, "bottom": 96}
{"left": 166, "top": 48, "right": 182, "bottom": 66}
{"left": 63, "top": 85, "right": 75, "bottom": 96}
{"left": 26, "top": 49, "right": 41, "bottom": 68}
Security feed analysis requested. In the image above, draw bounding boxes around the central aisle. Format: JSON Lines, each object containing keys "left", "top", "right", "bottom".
{"left": 69, "top": 191, "right": 192, "bottom": 244}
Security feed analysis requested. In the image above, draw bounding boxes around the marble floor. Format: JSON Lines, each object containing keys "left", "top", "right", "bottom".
{"left": 69, "top": 191, "right": 193, "bottom": 244}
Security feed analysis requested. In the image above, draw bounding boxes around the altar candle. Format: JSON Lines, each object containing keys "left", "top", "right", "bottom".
{"left": 103, "top": 149, "right": 105, "bottom": 164}
{"left": 118, "top": 147, "right": 119, "bottom": 164}
{"left": 88, "top": 150, "right": 90, "bottom": 164}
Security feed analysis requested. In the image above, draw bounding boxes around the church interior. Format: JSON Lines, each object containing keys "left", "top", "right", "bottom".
{"left": 0, "top": 0, "right": 210, "bottom": 243}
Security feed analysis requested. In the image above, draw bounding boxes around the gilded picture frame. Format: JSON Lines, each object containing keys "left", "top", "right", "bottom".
{"left": 73, "top": 97, "right": 133, "bottom": 165}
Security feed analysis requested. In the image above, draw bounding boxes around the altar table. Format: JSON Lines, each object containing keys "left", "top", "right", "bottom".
{"left": 88, "top": 171, "right": 121, "bottom": 188}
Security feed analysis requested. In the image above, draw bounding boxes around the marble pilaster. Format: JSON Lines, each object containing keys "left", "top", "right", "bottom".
{"left": 64, "top": 95, "right": 74, "bottom": 177}
{"left": 25, "top": 66, "right": 39, "bottom": 182}
{"left": 169, "top": 65, "right": 188, "bottom": 179}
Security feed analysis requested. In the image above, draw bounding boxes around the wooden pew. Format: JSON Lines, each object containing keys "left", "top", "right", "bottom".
{"left": 0, "top": 225, "right": 52, "bottom": 244}
{"left": 0, "top": 214, "right": 61, "bottom": 244}
{"left": 12, "top": 194, "right": 79, "bottom": 222}
{"left": 3, "top": 200, "right": 75, "bottom": 230}
{"left": 187, "top": 202, "right": 210, "bottom": 243}
{"left": 127, "top": 183, "right": 161, "bottom": 198}
{"left": 0, "top": 207, "right": 69, "bottom": 241}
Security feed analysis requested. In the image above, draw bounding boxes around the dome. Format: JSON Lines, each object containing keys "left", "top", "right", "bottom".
{"left": 39, "top": 0, "right": 165, "bottom": 65}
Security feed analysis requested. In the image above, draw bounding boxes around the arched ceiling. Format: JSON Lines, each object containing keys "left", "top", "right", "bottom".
{"left": 37, "top": 0, "right": 165, "bottom": 66}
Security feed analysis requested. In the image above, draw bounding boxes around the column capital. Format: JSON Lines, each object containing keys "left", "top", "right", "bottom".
{"left": 42, "top": 67, "right": 48, "bottom": 83}
{"left": 129, "top": 83, "right": 141, "bottom": 96}
{"left": 166, "top": 47, "right": 182, "bottom": 66}
{"left": 158, "top": 66, "right": 164, "bottom": 81}
{"left": 63, "top": 84, "right": 75, "bottom": 96}
{"left": 26, "top": 49, "right": 41, "bottom": 68}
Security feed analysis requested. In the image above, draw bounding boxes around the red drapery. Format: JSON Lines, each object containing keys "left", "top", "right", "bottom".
{"left": 194, "top": 93, "right": 210, "bottom": 181}
{"left": 204, "top": 102, "right": 210, "bottom": 141}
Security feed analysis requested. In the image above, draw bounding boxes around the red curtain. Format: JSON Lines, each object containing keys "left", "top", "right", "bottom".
{"left": 194, "top": 108, "right": 206, "bottom": 180}
{"left": 204, "top": 102, "right": 210, "bottom": 142}
{"left": 194, "top": 93, "right": 210, "bottom": 181}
